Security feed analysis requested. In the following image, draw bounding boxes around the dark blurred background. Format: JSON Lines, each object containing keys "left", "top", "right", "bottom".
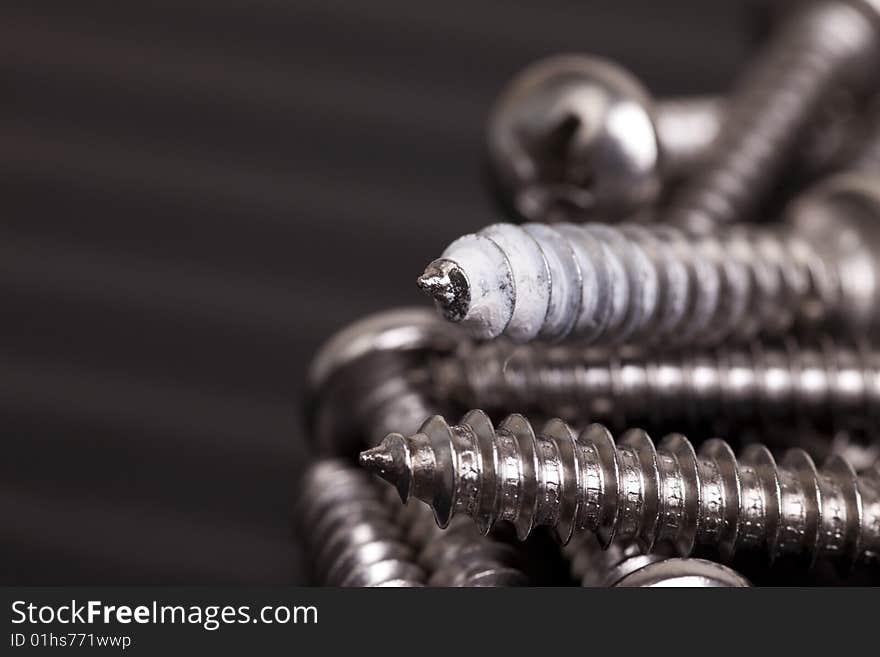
{"left": 2, "top": 1, "right": 763, "bottom": 584}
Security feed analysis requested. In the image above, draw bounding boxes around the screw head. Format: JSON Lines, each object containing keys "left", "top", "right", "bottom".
{"left": 614, "top": 558, "right": 751, "bottom": 587}
{"left": 486, "top": 54, "right": 661, "bottom": 223}
{"left": 305, "top": 308, "right": 461, "bottom": 455}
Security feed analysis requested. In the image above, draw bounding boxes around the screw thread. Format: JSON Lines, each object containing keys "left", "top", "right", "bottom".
{"left": 297, "top": 459, "right": 425, "bottom": 586}
{"left": 361, "top": 412, "right": 880, "bottom": 571}
{"left": 663, "top": 0, "right": 880, "bottom": 233}
{"left": 420, "top": 221, "right": 844, "bottom": 344}
{"left": 431, "top": 337, "right": 880, "bottom": 435}
{"left": 394, "top": 495, "right": 528, "bottom": 586}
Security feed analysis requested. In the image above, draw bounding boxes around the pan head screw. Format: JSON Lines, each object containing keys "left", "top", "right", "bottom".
{"left": 486, "top": 55, "right": 661, "bottom": 223}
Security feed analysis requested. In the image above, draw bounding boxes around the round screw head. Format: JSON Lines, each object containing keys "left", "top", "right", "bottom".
{"left": 486, "top": 54, "right": 661, "bottom": 223}
{"left": 614, "top": 558, "right": 751, "bottom": 587}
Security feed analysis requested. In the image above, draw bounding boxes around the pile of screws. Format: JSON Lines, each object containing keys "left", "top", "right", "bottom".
{"left": 301, "top": 1, "right": 880, "bottom": 586}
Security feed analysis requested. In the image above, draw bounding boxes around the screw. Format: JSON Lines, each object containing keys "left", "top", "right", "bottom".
{"left": 565, "top": 533, "right": 750, "bottom": 587}
{"left": 662, "top": 0, "right": 880, "bottom": 234}
{"left": 430, "top": 336, "right": 880, "bottom": 438}
{"left": 485, "top": 54, "right": 858, "bottom": 223}
{"left": 305, "top": 308, "right": 530, "bottom": 586}
{"left": 566, "top": 534, "right": 665, "bottom": 586}
{"left": 418, "top": 172, "right": 880, "bottom": 344}
{"left": 306, "top": 308, "right": 461, "bottom": 456}
{"left": 395, "top": 494, "right": 529, "bottom": 586}
{"left": 296, "top": 459, "right": 425, "bottom": 586}
{"left": 613, "top": 558, "right": 752, "bottom": 587}
{"left": 360, "top": 411, "right": 880, "bottom": 571}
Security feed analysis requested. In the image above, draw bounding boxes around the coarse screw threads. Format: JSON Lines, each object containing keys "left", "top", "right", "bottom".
{"left": 360, "top": 411, "right": 880, "bottom": 571}
{"left": 564, "top": 534, "right": 750, "bottom": 587}
{"left": 297, "top": 459, "right": 425, "bottom": 586}
{"left": 430, "top": 337, "right": 880, "bottom": 436}
{"left": 662, "top": 0, "right": 880, "bottom": 234}
{"left": 395, "top": 496, "right": 528, "bottom": 586}
{"left": 305, "top": 306, "right": 529, "bottom": 587}
{"left": 418, "top": 173, "right": 880, "bottom": 344}
{"left": 484, "top": 54, "right": 859, "bottom": 223}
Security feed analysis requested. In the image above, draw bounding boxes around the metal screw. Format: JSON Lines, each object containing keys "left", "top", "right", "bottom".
{"left": 306, "top": 308, "right": 460, "bottom": 456}
{"left": 360, "top": 411, "right": 880, "bottom": 571}
{"left": 296, "top": 459, "right": 425, "bottom": 586}
{"left": 565, "top": 534, "right": 750, "bottom": 587}
{"left": 430, "top": 336, "right": 880, "bottom": 439}
{"left": 485, "top": 54, "right": 858, "bottom": 223}
{"left": 566, "top": 534, "right": 664, "bottom": 587}
{"left": 662, "top": 0, "right": 880, "bottom": 234}
{"left": 418, "top": 172, "right": 880, "bottom": 344}
{"left": 395, "top": 495, "right": 529, "bottom": 586}
{"left": 305, "top": 308, "right": 530, "bottom": 586}
{"left": 612, "top": 558, "right": 752, "bottom": 587}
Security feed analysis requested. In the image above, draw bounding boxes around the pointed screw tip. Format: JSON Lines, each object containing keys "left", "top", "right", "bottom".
{"left": 359, "top": 440, "right": 412, "bottom": 503}
{"left": 417, "top": 260, "right": 470, "bottom": 322}
{"left": 358, "top": 445, "right": 394, "bottom": 477}
{"left": 416, "top": 269, "right": 452, "bottom": 300}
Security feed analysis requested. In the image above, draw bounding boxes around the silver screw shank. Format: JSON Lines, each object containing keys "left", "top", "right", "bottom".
{"left": 395, "top": 496, "right": 529, "bottom": 586}
{"left": 419, "top": 173, "right": 880, "bottom": 344}
{"left": 430, "top": 337, "right": 880, "bottom": 436}
{"left": 297, "top": 459, "right": 426, "bottom": 587}
{"left": 304, "top": 308, "right": 530, "bottom": 586}
{"left": 361, "top": 411, "right": 880, "bottom": 571}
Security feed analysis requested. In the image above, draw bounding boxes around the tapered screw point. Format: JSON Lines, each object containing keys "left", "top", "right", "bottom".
{"left": 370, "top": 413, "right": 880, "bottom": 568}
{"left": 359, "top": 444, "right": 395, "bottom": 475}
{"left": 417, "top": 260, "right": 470, "bottom": 322}
{"left": 360, "top": 438, "right": 410, "bottom": 503}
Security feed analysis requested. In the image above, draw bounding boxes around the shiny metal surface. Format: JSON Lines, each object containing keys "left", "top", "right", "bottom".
{"left": 306, "top": 307, "right": 461, "bottom": 455}
{"left": 565, "top": 533, "right": 750, "bottom": 587}
{"left": 418, "top": 173, "right": 880, "bottom": 345}
{"left": 654, "top": 96, "right": 724, "bottom": 176}
{"left": 297, "top": 459, "right": 425, "bottom": 586}
{"left": 305, "top": 307, "right": 529, "bottom": 586}
{"left": 361, "top": 411, "right": 880, "bottom": 571}
{"left": 664, "top": 0, "right": 880, "bottom": 233}
{"left": 565, "top": 534, "right": 664, "bottom": 587}
{"left": 430, "top": 336, "right": 880, "bottom": 438}
{"left": 396, "top": 496, "right": 529, "bottom": 586}
{"left": 485, "top": 54, "right": 660, "bottom": 223}
{"left": 614, "top": 558, "right": 752, "bottom": 587}
{"left": 485, "top": 54, "right": 860, "bottom": 223}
